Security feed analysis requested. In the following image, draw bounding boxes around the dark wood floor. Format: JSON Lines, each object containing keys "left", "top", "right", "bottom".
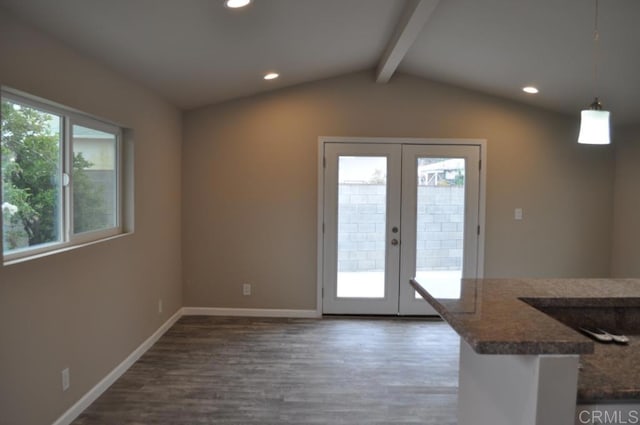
{"left": 73, "top": 316, "right": 460, "bottom": 425}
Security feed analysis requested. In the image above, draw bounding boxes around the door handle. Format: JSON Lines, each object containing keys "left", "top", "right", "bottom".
{"left": 391, "top": 239, "right": 399, "bottom": 246}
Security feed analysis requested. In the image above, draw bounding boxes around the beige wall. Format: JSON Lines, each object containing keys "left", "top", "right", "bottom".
{"left": 182, "top": 71, "right": 615, "bottom": 310}
{"left": 0, "top": 11, "right": 182, "bottom": 425}
{"left": 611, "top": 124, "right": 640, "bottom": 277}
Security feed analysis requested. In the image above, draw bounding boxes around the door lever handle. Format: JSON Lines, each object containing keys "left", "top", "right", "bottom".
{"left": 391, "top": 239, "right": 399, "bottom": 246}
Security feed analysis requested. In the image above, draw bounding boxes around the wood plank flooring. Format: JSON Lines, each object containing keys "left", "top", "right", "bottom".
{"left": 72, "top": 316, "right": 459, "bottom": 425}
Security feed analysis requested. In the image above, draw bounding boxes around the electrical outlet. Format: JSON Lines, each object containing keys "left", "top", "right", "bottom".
{"left": 158, "top": 299, "right": 163, "bottom": 314}
{"left": 243, "top": 283, "right": 251, "bottom": 296}
{"left": 61, "top": 368, "right": 70, "bottom": 392}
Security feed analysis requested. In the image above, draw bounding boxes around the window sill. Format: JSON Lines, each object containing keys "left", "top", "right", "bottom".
{"left": 2, "top": 232, "right": 133, "bottom": 267}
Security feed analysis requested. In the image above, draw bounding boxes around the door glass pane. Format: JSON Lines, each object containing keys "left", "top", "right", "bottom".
{"left": 72, "top": 125, "right": 117, "bottom": 234}
{"left": 2, "top": 99, "right": 62, "bottom": 254}
{"left": 415, "top": 157, "right": 465, "bottom": 299}
{"left": 337, "top": 156, "right": 387, "bottom": 298}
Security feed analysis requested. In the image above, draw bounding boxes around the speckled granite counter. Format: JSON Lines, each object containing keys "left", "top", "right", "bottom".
{"left": 410, "top": 278, "right": 640, "bottom": 402}
{"left": 578, "top": 335, "right": 640, "bottom": 401}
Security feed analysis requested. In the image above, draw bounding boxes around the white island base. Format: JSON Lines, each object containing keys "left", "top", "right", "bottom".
{"left": 457, "top": 340, "right": 580, "bottom": 425}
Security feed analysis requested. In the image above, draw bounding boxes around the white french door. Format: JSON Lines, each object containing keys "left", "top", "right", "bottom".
{"left": 321, "top": 141, "right": 482, "bottom": 316}
{"left": 398, "top": 145, "right": 481, "bottom": 315}
{"left": 322, "top": 144, "right": 402, "bottom": 315}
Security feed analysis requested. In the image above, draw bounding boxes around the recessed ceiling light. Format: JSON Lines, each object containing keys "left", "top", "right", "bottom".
{"left": 522, "top": 86, "right": 539, "bottom": 94}
{"left": 225, "top": 0, "right": 251, "bottom": 9}
{"left": 264, "top": 72, "right": 279, "bottom": 80}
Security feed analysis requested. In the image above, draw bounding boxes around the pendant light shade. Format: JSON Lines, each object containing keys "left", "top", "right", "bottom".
{"left": 578, "top": 0, "right": 611, "bottom": 145}
{"left": 578, "top": 98, "right": 610, "bottom": 145}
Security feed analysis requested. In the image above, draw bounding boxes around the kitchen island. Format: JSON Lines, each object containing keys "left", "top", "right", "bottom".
{"left": 410, "top": 278, "right": 640, "bottom": 425}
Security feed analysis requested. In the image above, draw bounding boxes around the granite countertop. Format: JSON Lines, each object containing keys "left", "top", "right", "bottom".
{"left": 411, "top": 278, "right": 640, "bottom": 355}
{"left": 578, "top": 335, "right": 640, "bottom": 402}
{"left": 411, "top": 278, "right": 640, "bottom": 402}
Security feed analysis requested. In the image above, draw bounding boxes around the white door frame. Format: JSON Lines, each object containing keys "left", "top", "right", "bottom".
{"left": 316, "top": 137, "right": 487, "bottom": 316}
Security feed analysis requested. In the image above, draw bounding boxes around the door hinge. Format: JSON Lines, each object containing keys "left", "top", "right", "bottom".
{"left": 479, "top": 159, "right": 482, "bottom": 171}
{"left": 322, "top": 222, "right": 325, "bottom": 233}
{"left": 322, "top": 287, "right": 324, "bottom": 297}
{"left": 477, "top": 225, "right": 481, "bottom": 235}
{"left": 323, "top": 157, "right": 326, "bottom": 168}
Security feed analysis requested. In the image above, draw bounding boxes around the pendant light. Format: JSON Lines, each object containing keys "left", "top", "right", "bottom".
{"left": 578, "top": 0, "right": 611, "bottom": 145}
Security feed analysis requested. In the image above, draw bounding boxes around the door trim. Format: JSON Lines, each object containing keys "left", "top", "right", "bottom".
{"left": 316, "top": 137, "right": 487, "bottom": 316}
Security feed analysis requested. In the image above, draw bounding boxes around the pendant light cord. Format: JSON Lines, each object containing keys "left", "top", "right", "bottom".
{"left": 593, "top": 0, "right": 600, "bottom": 100}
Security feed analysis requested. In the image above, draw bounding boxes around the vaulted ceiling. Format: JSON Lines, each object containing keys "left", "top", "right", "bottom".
{"left": 2, "top": 0, "right": 639, "bottom": 125}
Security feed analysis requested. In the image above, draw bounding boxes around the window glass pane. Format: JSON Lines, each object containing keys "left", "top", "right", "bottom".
{"left": 72, "top": 125, "right": 117, "bottom": 234}
{"left": 2, "top": 99, "right": 62, "bottom": 254}
{"left": 415, "top": 157, "right": 465, "bottom": 299}
{"left": 337, "top": 156, "right": 387, "bottom": 298}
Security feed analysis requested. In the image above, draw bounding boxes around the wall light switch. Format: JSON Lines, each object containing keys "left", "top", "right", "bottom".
{"left": 515, "top": 208, "right": 524, "bottom": 221}
{"left": 243, "top": 284, "right": 251, "bottom": 296}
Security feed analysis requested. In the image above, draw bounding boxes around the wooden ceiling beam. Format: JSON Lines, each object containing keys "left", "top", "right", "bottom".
{"left": 376, "top": 0, "right": 441, "bottom": 83}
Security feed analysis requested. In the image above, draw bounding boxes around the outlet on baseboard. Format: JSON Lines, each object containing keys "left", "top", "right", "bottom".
{"left": 158, "top": 299, "right": 163, "bottom": 314}
{"left": 243, "top": 283, "right": 251, "bottom": 296}
{"left": 61, "top": 368, "right": 70, "bottom": 392}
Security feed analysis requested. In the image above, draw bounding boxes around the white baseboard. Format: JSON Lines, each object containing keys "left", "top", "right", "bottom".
{"left": 51, "top": 309, "right": 182, "bottom": 425}
{"left": 182, "top": 307, "right": 320, "bottom": 318}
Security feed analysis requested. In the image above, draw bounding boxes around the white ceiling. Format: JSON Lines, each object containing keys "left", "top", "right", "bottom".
{"left": 2, "top": 0, "right": 639, "bottom": 125}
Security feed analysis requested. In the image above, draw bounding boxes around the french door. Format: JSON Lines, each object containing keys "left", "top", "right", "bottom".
{"left": 321, "top": 141, "right": 482, "bottom": 315}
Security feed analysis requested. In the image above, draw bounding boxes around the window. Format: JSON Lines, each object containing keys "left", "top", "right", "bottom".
{"left": 1, "top": 89, "right": 123, "bottom": 262}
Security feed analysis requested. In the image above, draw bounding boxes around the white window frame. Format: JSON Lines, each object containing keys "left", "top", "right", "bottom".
{"left": 67, "top": 115, "right": 122, "bottom": 245}
{"left": 1, "top": 88, "right": 124, "bottom": 263}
